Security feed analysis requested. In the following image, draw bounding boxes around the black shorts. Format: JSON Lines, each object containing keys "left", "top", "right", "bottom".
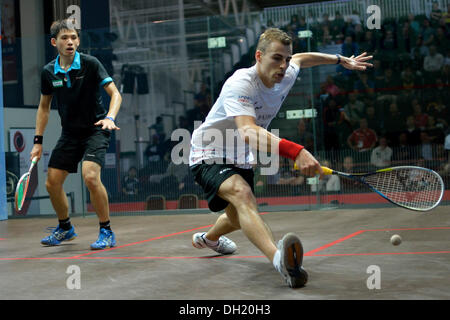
{"left": 48, "top": 129, "right": 111, "bottom": 173}
{"left": 190, "top": 162, "right": 254, "bottom": 212}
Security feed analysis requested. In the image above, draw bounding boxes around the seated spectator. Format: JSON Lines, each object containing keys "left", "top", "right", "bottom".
{"left": 288, "top": 14, "right": 301, "bottom": 33}
{"left": 383, "top": 102, "right": 406, "bottom": 145}
{"left": 310, "top": 160, "right": 340, "bottom": 192}
{"left": 400, "top": 65, "right": 417, "bottom": 91}
{"left": 323, "top": 97, "right": 345, "bottom": 150}
{"left": 294, "top": 119, "right": 314, "bottom": 152}
{"left": 365, "top": 104, "right": 382, "bottom": 136}
{"left": 343, "top": 91, "right": 365, "bottom": 128}
{"left": 359, "top": 30, "right": 378, "bottom": 55}
{"left": 375, "top": 67, "right": 401, "bottom": 98}
{"left": 347, "top": 118, "right": 378, "bottom": 152}
{"left": 425, "top": 115, "right": 445, "bottom": 144}
{"left": 354, "top": 23, "right": 365, "bottom": 43}
{"left": 318, "top": 25, "right": 333, "bottom": 46}
{"left": 398, "top": 21, "right": 416, "bottom": 56}
{"left": 176, "top": 115, "right": 190, "bottom": 131}
{"left": 340, "top": 36, "right": 360, "bottom": 82}
{"left": 324, "top": 75, "right": 340, "bottom": 97}
{"left": 354, "top": 72, "right": 375, "bottom": 94}
{"left": 419, "top": 131, "right": 436, "bottom": 168}
{"left": 393, "top": 132, "right": 416, "bottom": 165}
{"left": 144, "top": 134, "right": 165, "bottom": 168}
{"left": 148, "top": 116, "right": 165, "bottom": 142}
{"left": 420, "top": 18, "right": 435, "bottom": 46}
{"left": 412, "top": 100, "right": 429, "bottom": 130}
{"left": 380, "top": 29, "right": 397, "bottom": 60}
{"left": 186, "top": 83, "right": 211, "bottom": 129}
{"left": 407, "top": 13, "right": 421, "bottom": 34}
{"left": 443, "top": 3, "right": 450, "bottom": 24}
{"left": 404, "top": 115, "right": 421, "bottom": 145}
{"left": 433, "top": 77, "right": 450, "bottom": 103}
{"left": 410, "top": 35, "right": 429, "bottom": 60}
{"left": 434, "top": 26, "right": 449, "bottom": 55}
{"left": 445, "top": 130, "right": 450, "bottom": 159}
{"left": 426, "top": 97, "right": 449, "bottom": 129}
{"left": 330, "top": 11, "right": 345, "bottom": 43}
{"left": 349, "top": 10, "right": 362, "bottom": 25}
{"left": 122, "top": 166, "right": 139, "bottom": 198}
{"left": 340, "top": 156, "right": 360, "bottom": 192}
{"left": 370, "top": 136, "right": 393, "bottom": 168}
{"left": 430, "top": 1, "right": 443, "bottom": 27}
{"left": 267, "top": 159, "right": 305, "bottom": 196}
{"left": 371, "top": 58, "right": 384, "bottom": 83}
{"left": 423, "top": 45, "right": 444, "bottom": 80}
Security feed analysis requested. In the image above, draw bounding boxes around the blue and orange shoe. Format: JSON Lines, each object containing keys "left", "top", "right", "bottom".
{"left": 41, "top": 226, "right": 77, "bottom": 246}
{"left": 90, "top": 228, "right": 116, "bottom": 250}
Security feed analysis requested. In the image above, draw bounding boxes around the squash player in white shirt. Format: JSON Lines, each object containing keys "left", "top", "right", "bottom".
{"left": 189, "top": 28, "right": 372, "bottom": 288}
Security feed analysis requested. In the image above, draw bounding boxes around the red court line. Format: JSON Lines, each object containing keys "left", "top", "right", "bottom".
{"left": 0, "top": 238, "right": 6, "bottom": 240}
{"left": 305, "top": 230, "right": 365, "bottom": 256}
{"left": 0, "top": 257, "right": 75, "bottom": 261}
{"left": 306, "top": 226, "right": 450, "bottom": 257}
{"left": 69, "top": 224, "right": 214, "bottom": 259}
{"left": 69, "top": 212, "right": 271, "bottom": 259}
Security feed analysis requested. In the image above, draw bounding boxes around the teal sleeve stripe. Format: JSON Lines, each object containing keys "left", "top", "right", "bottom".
{"left": 100, "top": 77, "right": 113, "bottom": 86}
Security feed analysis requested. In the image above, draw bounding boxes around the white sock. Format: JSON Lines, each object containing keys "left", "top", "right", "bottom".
{"left": 202, "top": 234, "right": 219, "bottom": 247}
{"left": 272, "top": 250, "right": 281, "bottom": 272}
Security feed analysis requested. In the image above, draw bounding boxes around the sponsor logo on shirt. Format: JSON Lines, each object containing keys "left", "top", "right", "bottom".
{"left": 52, "top": 80, "right": 63, "bottom": 88}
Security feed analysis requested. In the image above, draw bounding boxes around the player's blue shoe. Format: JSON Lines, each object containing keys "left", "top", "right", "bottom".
{"left": 41, "top": 226, "right": 77, "bottom": 246}
{"left": 90, "top": 228, "right": 116, "bottom": 250}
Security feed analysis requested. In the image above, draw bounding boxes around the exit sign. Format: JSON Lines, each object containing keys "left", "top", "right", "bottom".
{"left": 298, "top": 30, "right": 313, "bottom": 38}
{"left": 286, "top": 109, "right": 317, "bottom": 119}
{"left": 208, "top": 37, "right": 226, "bottom": 49}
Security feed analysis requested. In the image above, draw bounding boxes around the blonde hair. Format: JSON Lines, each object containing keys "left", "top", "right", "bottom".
{"left": 256, "top": 28, "right": 292, "bottom": 53}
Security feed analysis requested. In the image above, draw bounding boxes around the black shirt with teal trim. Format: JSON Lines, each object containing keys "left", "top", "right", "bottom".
{"left": 41, "top": 52, "right": 113, "bottom": 136}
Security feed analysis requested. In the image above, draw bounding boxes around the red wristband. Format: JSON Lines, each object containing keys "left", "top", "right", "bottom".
{"left": 278, "top": 139, "right": 304, "bottom": 160}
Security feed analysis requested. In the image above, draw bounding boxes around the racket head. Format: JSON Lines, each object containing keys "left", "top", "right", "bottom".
{"left": 363, "top": 166, "right": 444, "bottom": 212}
{"left": 15, "top": 172, "right": 31, "bottom": 211}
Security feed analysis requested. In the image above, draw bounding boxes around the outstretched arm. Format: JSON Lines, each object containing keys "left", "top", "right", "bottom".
{"left": 291, "top": 52, "right": 373, "bottom": 70}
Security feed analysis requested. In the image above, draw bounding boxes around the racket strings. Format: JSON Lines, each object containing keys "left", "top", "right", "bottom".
{"left": 364, "top": 168, "right": 443, "bottom": 210}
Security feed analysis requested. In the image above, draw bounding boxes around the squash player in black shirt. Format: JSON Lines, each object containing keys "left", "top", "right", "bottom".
{"left": 30, "top": 20, "right": 122, "bottom": 249}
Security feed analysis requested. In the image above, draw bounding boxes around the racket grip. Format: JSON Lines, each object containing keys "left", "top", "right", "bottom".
{"left": 294, "top": 163, "right": 333, "bottom": 175}
{"left": 31, "top": 156, "right": 38, "bottom": 164}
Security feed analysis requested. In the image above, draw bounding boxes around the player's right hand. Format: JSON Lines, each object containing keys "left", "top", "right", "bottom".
{"left": 294, "top": 149, "right": 324, "bottom": 179}
{"left": 30, "top": 144, "right": 43, "bottom": 162}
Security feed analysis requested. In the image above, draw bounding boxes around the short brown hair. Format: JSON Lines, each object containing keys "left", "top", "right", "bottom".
{"left": 50, "top": 19, "right": 80, "bottom": 39}
{"left": 256, "top": 28, "right": 292, "bottom": 53}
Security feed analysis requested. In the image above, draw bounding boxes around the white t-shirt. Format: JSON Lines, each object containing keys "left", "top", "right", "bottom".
{"left": 189, "top": 63, "right": 300, "bottom": 168}
{"left": 370, "top": 145, "right": 393, "bottom": 168}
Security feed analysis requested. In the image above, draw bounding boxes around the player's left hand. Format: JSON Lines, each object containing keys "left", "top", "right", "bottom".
{"left": 95, "top": 118, "right": 120, "bottom": 130}
{"left": 340, "top": 52, "right": 373, "bottom": 71}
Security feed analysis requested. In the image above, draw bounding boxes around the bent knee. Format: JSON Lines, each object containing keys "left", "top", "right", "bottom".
{"left": 46, "top": 179, "right": 62, "bottom": 192}
{"left": 223, "top": 181, "right": 255, "bottom": 204}
{"left": 83, "top": 172, "right": 101, "bottom": 189}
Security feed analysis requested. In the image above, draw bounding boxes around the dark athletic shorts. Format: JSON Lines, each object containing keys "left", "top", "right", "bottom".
{"left": 48, "top": 129, "right": 111, "bottom": 173}
{"left": 190, "top": 161, "right": 254, "bottom": 212}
